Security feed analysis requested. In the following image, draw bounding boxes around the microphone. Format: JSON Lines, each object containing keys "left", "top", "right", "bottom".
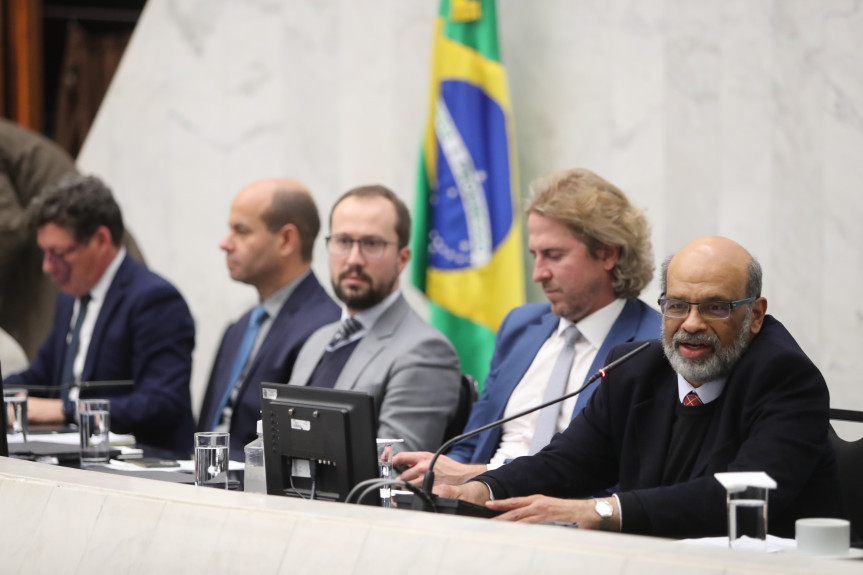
{"left": 416, "top": 341, "right": 652, "bottom": 507}
{"left": 80, "top": 380, "right": 135, "bottom": 389}
{"left": 3, "top": 380, "right": 135, "bottom": 392}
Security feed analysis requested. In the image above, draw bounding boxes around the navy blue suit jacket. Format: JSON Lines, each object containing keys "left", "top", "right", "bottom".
{"left": 7, "top": 255, "right": 196, "bottom": 457}
{"left": 448, "top": 298, "right": 660, "bottom": 463}
{"left": 480, "top": 316, "right": 844, "bottom": 538}
{"left": 198, "top": 272, "right": 339, "bottom": 459}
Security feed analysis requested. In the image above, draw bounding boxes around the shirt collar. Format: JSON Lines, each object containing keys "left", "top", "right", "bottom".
{"left": 260, "top": 269, "right": 309, "bottom": 319}
{"left": 341, "top": 289, "right": 401, "bottom": 329}
{"left": 676, "top": 373, "right": 726, "bottom": 404}
{"left": 89, "top": 247, "right": 126, "bottom": 303}
{"left": 556, "top": 298, "right": 627, "bottom": 350}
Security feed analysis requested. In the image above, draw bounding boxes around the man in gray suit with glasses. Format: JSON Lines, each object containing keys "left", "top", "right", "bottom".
{"left": 287, "top": 185, "right": 461, "bottom": 453}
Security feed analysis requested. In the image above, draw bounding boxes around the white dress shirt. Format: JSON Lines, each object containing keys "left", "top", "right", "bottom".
{"left": 489, "top": 299, "right": 627, "bottom": 466}
{"left": 676, "top": 374, "right": 726, "bottom": 405}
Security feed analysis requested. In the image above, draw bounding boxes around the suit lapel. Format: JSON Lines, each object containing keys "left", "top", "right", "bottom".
{"left": 211, "top": 313, "right": 249, "bottom": 400}
{"left": 633, "top": 368, "right": 678, "bottom": 486}
{"left": 688, "top": 386, "right": 730, "bottom": 478}
{"left": 243, "top": 275, "right": 312, "bottom": 382}
{"left": 487, "top": 310, "right": 559, "bottom": 416}
{"left": 573, "top": 298, "right": 643, "bottom": 414}
{"left": 81, "top": 255, "right": 131, "bottom": 382}
{"left": 242, "top": 274, "right": 328, "bottom": 389}
{"left": 51, "top": 296, "right": 76, "bottom": 385}
{"left": 197, "top": 319, "right": 246, "bottom": 431}
{"left": 589, "top": 299, "right": 642, "bottom": 377}
{"left": 333, "top": 295, "right": 407, "bottom": 390}
{"left": 290, "top": 323, "right": 339, "bottom": 386}
{"left": 470, "top": 310, "right": 558, "bottom": 461}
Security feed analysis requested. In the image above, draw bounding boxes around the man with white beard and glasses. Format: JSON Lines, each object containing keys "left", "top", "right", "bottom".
{"left": 438, "top": 236, "right": 845, "bottom": 539}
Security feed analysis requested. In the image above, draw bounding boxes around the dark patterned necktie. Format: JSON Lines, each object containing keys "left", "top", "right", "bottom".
{"left": 326, "top": 317, "right": 364, "bottom": 352}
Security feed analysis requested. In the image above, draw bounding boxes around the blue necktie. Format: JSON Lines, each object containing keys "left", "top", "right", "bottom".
{"left": 210, "top": 305, "right": 268, "bottom": 430}
{"left": 60, "top": 294, "right": 91, "bottom": 406}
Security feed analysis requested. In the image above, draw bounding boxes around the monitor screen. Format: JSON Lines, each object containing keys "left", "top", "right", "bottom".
{"left": 260, "top": 383, "right": 379, "bottom": 505}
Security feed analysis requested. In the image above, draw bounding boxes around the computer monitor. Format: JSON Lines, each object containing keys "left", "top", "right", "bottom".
{"left": 260, "top": 383, "right": 379, "bottom": 505}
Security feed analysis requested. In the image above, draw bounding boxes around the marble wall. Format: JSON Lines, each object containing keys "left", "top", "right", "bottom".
{"left": 78, "top": 0, "right": 863, "bottom": 417}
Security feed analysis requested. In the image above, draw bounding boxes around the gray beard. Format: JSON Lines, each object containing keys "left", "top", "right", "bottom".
{"left": 661, "top": 313, "right": 752, "bottom": 383}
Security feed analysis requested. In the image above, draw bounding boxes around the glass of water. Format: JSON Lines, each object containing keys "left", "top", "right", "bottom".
{"left": 3, "top": 388, "right": 29, "bottom": 442}
{"left": 727, "top": 486, "right": 769, "bottom": 550}
{"left": 195, "top": 432, "right": 230, "bottom": 488}
{"left": 79, "top": 399, "right": 111, "bottom": 466}
{"left": 376, "top": 438, "right": 404, "bottom": 508}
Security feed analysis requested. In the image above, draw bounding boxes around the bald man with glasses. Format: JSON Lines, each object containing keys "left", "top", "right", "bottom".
{"left": 439, "top": 236, "right": 844, "bottom": 540}
{"left": 287, "top": 185, "right": 461, "bottom": 453}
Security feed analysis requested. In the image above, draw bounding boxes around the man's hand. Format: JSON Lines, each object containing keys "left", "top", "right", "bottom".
{"left": 27, "top": 397, "right": 64, "bottom": 424}
{"left": 393, "top": 451, "right": 488, "bottom": 486}
{"left": 488, "top": 495, "right": 620, "bottom": 530}
{"left": 434, "top": 481, "right": 492, "bottom": 506}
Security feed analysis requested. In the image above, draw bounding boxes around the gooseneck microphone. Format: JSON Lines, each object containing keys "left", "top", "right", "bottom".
{"left": 417, "top": 341, "right": 652, "bottom": 506}
{"left": 3, "top": 380, "right": 135, "bottom": 391}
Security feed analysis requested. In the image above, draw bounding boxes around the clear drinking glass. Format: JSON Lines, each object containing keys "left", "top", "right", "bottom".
{"left": 727, "top": 486, "right": 769, "bottom": 550}
{"left": 3, "top": 388, "right": 28, "bottom": 442}
{"left": 376, "top": 438, "right": 404, "bottom": 508}
{"left": 79, "top": 399, "right": 111, "bottom": 465}
{"left": 195, "top": 432, "right": 230, "bottom": 488}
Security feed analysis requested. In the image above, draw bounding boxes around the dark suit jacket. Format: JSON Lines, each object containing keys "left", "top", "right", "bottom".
{"left": 6, "top": 255, "right": 196, "bottom": 457}
{"left": 198, "top": 272, "right": 340, "bottom": 459}
{"left": 480, "top": 316, "right": 844, "bottom": 538}
{"left": 448, "top": 299, "right": 660, "bottom": 464}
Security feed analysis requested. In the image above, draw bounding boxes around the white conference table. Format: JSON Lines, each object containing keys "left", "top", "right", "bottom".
{"left": 1, "top": 456, "right": 859, "bottom": 575}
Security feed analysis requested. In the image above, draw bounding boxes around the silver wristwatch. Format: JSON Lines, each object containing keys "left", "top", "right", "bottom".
{"left": 594, "top": 498, "right": 613, "bottom": 531}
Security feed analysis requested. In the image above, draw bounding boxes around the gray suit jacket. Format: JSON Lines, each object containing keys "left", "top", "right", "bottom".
{"left": 288, "top": 293, "right": 461, "bottom": 453}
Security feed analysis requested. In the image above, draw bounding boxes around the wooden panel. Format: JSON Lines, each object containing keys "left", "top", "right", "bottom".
{"left": 0, "top": 0, "right": 6, "bottom": 117}
{"left": 5, "top": 0, "right": 42, "bottom": 129}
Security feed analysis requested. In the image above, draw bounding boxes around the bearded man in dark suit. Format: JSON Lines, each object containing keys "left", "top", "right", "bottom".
{"left": 440, "top": 236, "right": 844, "bottom": 539}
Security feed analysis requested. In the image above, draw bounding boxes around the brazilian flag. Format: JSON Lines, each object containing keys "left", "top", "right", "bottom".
{"left": 411, "top": 0, "right": 525, "bottom": 388}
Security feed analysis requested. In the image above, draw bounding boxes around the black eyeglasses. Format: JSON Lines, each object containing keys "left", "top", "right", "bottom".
{"left": 326, "top": 235, "right": 394, "bottom": 259}
{"left": 43, "top": 243, "right": 82, "bottom": 265}
{"left": 657, "top": 296, "right": 757, "bottom": 320}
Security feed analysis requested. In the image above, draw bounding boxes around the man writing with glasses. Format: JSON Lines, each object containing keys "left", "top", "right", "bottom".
{"left": 5, "top": 174, "right": 196, "bottom": 458}
{"left": 287, "top": 185, "right": 461, "bottom": 453}
{"left": 439, "top": 236, "right": 844, "bottom": 538}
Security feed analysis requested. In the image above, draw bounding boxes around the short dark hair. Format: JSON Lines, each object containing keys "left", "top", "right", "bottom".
{"left": 31, "top": 174, "right": 124, "bottom": 246}
{"left": 330, "top": 185, "right": 411, "bottom": 248}
{"left": 660, "top": 255, "right": 762, "bottom": 299}
{"left": 261, "top": 188, "right": 320, "bottom": 262}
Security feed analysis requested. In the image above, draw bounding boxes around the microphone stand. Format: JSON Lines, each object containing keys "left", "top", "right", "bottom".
{"left": 416, "top": 341, "right": 652, "bottom": 509}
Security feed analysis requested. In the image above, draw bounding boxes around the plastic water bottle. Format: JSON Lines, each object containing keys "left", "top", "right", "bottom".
{"left": 244, "top": 420, "right": 267, "bottom": 493}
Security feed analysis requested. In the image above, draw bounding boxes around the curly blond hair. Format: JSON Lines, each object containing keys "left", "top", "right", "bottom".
{"left": 527, "top": 168, "right": 653, "bottom": 299}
